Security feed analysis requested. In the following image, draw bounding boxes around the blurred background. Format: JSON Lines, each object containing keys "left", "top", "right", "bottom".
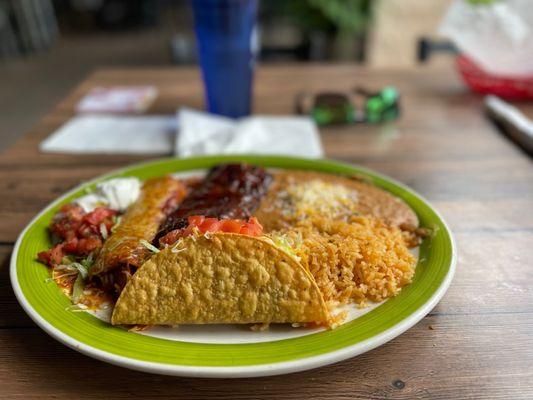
{"left": 0, "top": 0, "right": 456, "bottom": 150}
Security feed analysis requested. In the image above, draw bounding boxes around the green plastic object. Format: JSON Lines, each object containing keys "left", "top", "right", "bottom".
{"left": 365, "top": 86, "right": 400, "bottom": 123}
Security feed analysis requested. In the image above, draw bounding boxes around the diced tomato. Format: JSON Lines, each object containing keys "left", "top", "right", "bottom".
{"left": 49, "top": 204, "right": 92, "bottom": 241}
{"left": 39, "top": 203, "right": 118, "bottom": 268}
{"left": 62, "top": 238, "right": 79, "bottom": 253}
{"left": 37, "top": 251, "right": 51, "bottom": 266}
{"left": 239, "top": 217, "right": 263, "bottom": 236}
{"left": 159, "top": 229, "right": 182, "bottom": 246}
{"left": 83, "top": 207, "right": 117, "bottom": 226}
{"left": 218, "top": 219, "right": 244, "bottom": 233}
{"left": 50, "top": 218, "right": 81, "bottom": 241}
{"left": 59, "top": 204, "right": 85, "bottom": 222}
{"left": 76, "top": 222, "right": 96, "bottom": 238}
{"left": 198, "top": 218, "right": 221, "bottom": 233}
{"left": 183, "top": 215, "right": 221, "bottom": 234}
{"left": 239, "top": 225, "right": 261, "bottom": 236}
{"left": 77, "top": 236, "right": 102, "bottom": 254}
{"left": 37, "top": 244, "right": 64, "bottom": 267}
{"left": 185, "top": 215, "right": 262, "bottom": 237}
{"left": 50, "top": 244, "right": 65, "bottom": 264}
{"left": 188, "top": 215, "right": 205, "bottom": 227}
{"left": 180, "top": 224, "right": 197, "bottom": 237}
{"left": 158, "top": 215, "right": 264, "bottom": 247}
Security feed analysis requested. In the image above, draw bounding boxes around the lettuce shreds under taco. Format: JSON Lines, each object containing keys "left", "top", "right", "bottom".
{"left": 111, "top": 233, "right": 330, "bottom": 326}
{"left": 90, "top": 176, "right": 187, "bottom": 294}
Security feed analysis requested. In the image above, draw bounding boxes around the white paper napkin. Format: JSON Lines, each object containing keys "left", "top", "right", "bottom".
{"left": 40, "top": 115, "right": 177, "bottom": 154}
{"left": 176, "top": 108, "right": 323, "bottom": 158}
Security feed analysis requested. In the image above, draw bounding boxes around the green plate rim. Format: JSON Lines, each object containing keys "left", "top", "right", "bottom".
{"left": 10, "top": 155, "right": 456, "bottom": 377}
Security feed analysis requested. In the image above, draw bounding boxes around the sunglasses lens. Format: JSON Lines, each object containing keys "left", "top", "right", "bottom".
{"left": 312, "top": 94, "right": 354, "bottom": 125}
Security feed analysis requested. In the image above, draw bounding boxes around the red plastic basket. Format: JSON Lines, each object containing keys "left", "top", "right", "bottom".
{"left": 456, "top": 55, "right": 533, "bottom": 100}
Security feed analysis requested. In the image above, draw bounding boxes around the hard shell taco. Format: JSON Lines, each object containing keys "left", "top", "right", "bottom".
{"left": 111, "top": 232, "right": 330, "bottom": 325}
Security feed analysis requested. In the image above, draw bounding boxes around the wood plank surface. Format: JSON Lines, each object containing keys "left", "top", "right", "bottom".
{"left": 0, "top": 65, "right": 532, "bottom": 399}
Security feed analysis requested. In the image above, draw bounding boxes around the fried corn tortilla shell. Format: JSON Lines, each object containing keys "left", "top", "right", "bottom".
{"left": 90, "top": 176, "right": 186, "bottom": 277}
{"left": 255, "top": 170, "right": 418, "bottom": 232}
{"left": 111, "top": 233, "right": 330, "bottom": 325}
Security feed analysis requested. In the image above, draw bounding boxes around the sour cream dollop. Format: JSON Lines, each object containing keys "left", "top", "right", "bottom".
{"left": 75, "top": 177, "right": 141, "bottom": 212}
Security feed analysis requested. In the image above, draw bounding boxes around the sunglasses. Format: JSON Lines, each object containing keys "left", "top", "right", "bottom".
{"left": 296, "top": 86, "right": 401, "bottom": 126}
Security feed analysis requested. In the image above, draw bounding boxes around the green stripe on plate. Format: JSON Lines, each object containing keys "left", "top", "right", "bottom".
{"left": 14, "top": 155, "right": 453, "bottom": 367}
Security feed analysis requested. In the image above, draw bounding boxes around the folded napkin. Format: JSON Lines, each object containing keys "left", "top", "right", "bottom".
{"left": 40, "top": 115, "right": 177, "bottom": 154}
{"left": 176, "top": 108, "right": 323, "bottom": 158}
{"left": 40, "top": 109, "right": 323, "bottom": 158}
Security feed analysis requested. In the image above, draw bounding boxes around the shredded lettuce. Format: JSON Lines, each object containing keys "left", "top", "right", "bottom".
{"left": 59, "top": 255, "right": 91, "bottom": 279}
{"left": 170, "top": 240, "right": 187, "bottom": 254}
{"left": 110, "top": 215, "right": 122, "bottom": 233}
{"left": 99, "top": 223, "right": 108, "bottom": 240}
{"left": 140, "top": 239, "right": 160, "bottom": 253}
{"left": 71, "top": 274, "right": 84, "bottom": 303}
{"left": 105, "top": 235, "right": 136, "bottom": 253}
{"left": 60, "top": 255, "right": 75, "bottom": 265}
{"left": 69, "top": 260, "right": 89, "bottom": 303}
{"left": 65, "top": 304, "right": 88, "bottom": 312}
{"left": 45, "top": 271, "right": 77, "bottom": 283}
{"left": 48, "top": 253, "right": 96, "bottom": 304}
{"left": 70, "top": 262, "right": 88, "bottom": 279}
{"left": 80, "top": 252, "right": 94, "bottom": 270}
{"left": 266, "top": 233, "right": 302, "bottom": 261}
{"left": 60, "top": 254, "right": 95, "bottom": 303}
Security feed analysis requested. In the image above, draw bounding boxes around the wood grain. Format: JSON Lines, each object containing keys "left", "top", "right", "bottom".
{"left": 0, "top": 65, "right": 532, "bottom": 399}
{"left": 0, "top": 313, "right": 531, "bottom": 400}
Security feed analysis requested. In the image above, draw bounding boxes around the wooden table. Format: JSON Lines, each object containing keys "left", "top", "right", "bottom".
{"left": 1, "top": 66, "right": 532, "bottom": 399}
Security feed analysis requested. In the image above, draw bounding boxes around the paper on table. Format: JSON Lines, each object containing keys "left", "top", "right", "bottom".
{"left": 76, "top": 86, "right": 158, "bottom": 114}
{"left": 40, "top": 115, "right": 177, "bottom": 154}
{"left": 176, "top": 108, "right": 323, "bottom": 158}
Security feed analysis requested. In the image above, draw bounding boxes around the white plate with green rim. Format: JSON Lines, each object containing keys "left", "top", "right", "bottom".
{"left": 10, "top": 155, "right": 456, "bottom": 377}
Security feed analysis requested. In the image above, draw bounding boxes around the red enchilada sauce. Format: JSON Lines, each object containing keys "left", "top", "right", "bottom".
{"left": 154, "top": 163, "right": 271, "bottom": 246}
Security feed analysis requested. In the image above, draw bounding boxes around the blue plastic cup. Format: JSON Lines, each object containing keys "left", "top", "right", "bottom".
{"left": 191, "top": 0, "right": 258, "bottom": 118}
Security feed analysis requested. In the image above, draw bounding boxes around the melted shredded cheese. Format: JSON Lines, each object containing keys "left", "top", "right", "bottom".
{"left": 284, "top": 180, "right": 358, "bottom": 219}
